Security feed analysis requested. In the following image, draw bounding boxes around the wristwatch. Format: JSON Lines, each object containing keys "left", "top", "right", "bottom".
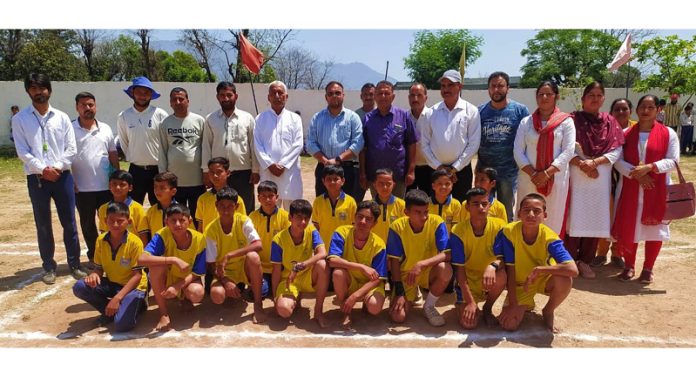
{"left": 335, "top": 155, "right": 342, "bottom": 164}
{"left": 490, "top": 262, "right": 500, "bottom": 271}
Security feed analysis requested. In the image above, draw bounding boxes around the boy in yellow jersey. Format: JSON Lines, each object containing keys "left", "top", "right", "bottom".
{"left": 97, "top": 170, "right": 145, "bottom": 244}
{"left": 371, "top": 168, "right": 405, "bottom": 243}
{"left": 138, "top": 171, "right": 183, "bottom": 244}
{"left": 139, "top": 204, "right": 206, "bottom": 331}
{"left": 449, "top": 188, "right": 507, "bottom": 329}
{"left": 312, "top": 164, "right": 357, "bottom": 248}
{"left": 495, "top": 193, "right": 578, "bottom": 332}
{"left": 248, "top": 181, "right": 289, "bottom": 300}
{"left": 195, "top": 157, "right": 246, "bottom": 232}
{"left": 429, "top": 168, "right": 461, "bottom": 233}
{"left": 328, "top": 200, "right": 388, "bottom": 328}
{"left": 73, "top": 202, "right": 148, "bottom": 332}
{"left": 271, "top": 199, "right": 329, "bottom": 328}
{"left": 460, "top": 167, "right": 508, "bottom": 224}
{"left": 205, "top": 187, "right": 267, "bottom": 323}
{"left": 387, "top": 189, "right": 451, "bottom": 327}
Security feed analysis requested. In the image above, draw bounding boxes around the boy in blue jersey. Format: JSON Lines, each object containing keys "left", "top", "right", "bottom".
{"left": 139, "top": 204, "right": 206, "bottom": 331}
{"left": 328, "top": 200, "right": 388, "bottom": 328}
{"left": 387, "top": 189, "right": 451, "bottom": 327}
{"left": 494, "top": 193, "right": 578, "bottom": 332}
{"left": 73, "top": 202, "right": 148, "bottom": 332}
{"left": 271, "top": 199, "right": 330, "bottom": 328}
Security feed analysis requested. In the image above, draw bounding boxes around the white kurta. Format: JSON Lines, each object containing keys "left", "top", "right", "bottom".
{"left": 254, "top": 108, "right": 304, "bottom": 200}
{"left": 514, "top": 116, "right": 576, "bottom": 235}
{"left": 567, "top": 147, "right": 621, "bottom": 238}
{"left": 614, "top": 128, "right": 679, "bottom": 242}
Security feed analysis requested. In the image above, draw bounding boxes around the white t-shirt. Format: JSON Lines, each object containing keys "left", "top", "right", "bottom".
{"left": 71, "top": 119, "right": 116, "bottom": 192}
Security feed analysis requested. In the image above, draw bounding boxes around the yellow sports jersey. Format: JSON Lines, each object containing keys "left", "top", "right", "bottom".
{"left": 312, "top": 191, "right": 356, "bottom": 247}
{"left": 204, "top": 213, "right": 260, "bottom": 282}
{"left": 144, "top": 227, "right": 207, "bottom": 283}
{"left": 494, "top": 221, "right": 573, "bottom": 286}
{"left": 94, "top": 231, "right": 148, "bottom": 292}
{"left": 429, "top": 195, "right": 461, "bottom": 233}
{"left": 138, "top": 200, "right": 195, "bottom": 236}
{"left": 327, "top": 225, "right": 388, "bottom": 285}
{"left": 97, "top": 198, "right": 146, "bottom": 233}
{"left": 460, "top": 196, "right": 508, "bottom": 224}
{"left": 249, "top": 207, "right": 290, "bottom": 274}
{"left": 386, "top": 214, "right": 449, "bottom": 273}
{"left": 195, "top": 189, "right": 246, "bottom": 232}
{"left": 372, "top": 195, "right": 405, "bottom": 243}
{"left": 270, "top": 225, "right": 323, "bottom": 281}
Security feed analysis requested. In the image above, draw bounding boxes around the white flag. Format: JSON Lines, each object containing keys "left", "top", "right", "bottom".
{"left": 607, "top": 33, "right": 632, "bottom": 72}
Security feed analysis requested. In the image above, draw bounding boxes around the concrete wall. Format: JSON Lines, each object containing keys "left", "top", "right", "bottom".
{"left": 0, "top": 81, "right": 659, "bottom": 146}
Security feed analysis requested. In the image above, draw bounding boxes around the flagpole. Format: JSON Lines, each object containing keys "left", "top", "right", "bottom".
{"left": 249, "top": 70, "right": 259, "bottom": 115}
{"left": 625, "top": 60, "right": 630, "bottom": 98}
{"left": 384, "top": 61, "right": 389, "bottom": 81}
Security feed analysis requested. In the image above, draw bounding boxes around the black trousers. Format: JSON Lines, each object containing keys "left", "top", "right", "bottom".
{"left": 314, "top": 162, "right": 362, "bottom": 200}
{"left": 128, "top": 164, "right": 159, "bottom": 206}
{"left": 228, "top": 169, "right": 254, "bottom": 214}
{"left": 75, "top": 190, "right": 112, "bottom": 260}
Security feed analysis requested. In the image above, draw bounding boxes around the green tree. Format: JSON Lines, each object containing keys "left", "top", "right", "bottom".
{"left": 90, "top": 34, "right": 143, "bottom": 81}
{"left": 520, "top": 29, "right": 620, "bottom": 88}
{"left": 156, "top": 50, "right": 212, "bottom": 82}
{"left": 633, "top": 35, "right": 696, "bottom": 95}
{"left": 0, "top": 29, "right": 30, "bottom": 80}
{"left": 602, "top": 64, "right": 641, "bottom": 88}
{"left": 14, "top": 30, "right": 87, "bottom": 81}
{"left": 404, "top": 29, "right": 483, "bottom": 89}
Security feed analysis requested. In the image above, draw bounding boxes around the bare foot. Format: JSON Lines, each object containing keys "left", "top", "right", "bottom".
{"left": 341, "top": 314, "right": 352, "bottom": 329}
{"left": 542, "top": 308, "right": 560, "bottom": 333}
{"left": 253, "top": 305, "right": 268, "bottom": 324}
{"left": 315, "top": 311, "right": 329, "bottom": 329}
{"left": 156, "top": 315, "right": 171, "bottom": 331}
{"left": 179, "top": 299, "right": 194, "bottom": 312}
{"left": 483, "top": 309, "right": 499, "bottom": 327}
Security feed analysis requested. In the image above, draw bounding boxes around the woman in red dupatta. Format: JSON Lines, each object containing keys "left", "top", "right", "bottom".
{"left": 565, "top": 82, "right": 625, "bottom": 279}
{"left": 513, "top": 81, "right": 575, "bottom": 235}
{"left": 612, "top": 95, "right": 679, "bottom": 284}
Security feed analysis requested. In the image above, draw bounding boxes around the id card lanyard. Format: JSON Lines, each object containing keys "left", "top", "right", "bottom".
{"left": 32, "top": 111, "right": 53, "bottom": 187}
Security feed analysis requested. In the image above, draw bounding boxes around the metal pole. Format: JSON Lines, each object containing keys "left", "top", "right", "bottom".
{"left": 249, "top": 70, "right": 259, "bottom": 115}
{"left": 625, "top": 60, "right": 630, "bottom": 98}
{"left": 384, "top": 61, "right": 389, "bottom": 81}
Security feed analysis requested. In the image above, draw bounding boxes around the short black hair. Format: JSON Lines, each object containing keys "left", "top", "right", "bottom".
{"left": 165, "top": 203, "right": 191, "bottom": 218}
{"left": 357, "top": 200, "right": 381, "bottom": 220}
{"left": 10, "top": 105, "right": 19, "bottom": 111}
{"left": 376, "top": 80, "right": 394, "bottom": 91}
{"left": 487, "top": 71, "right": 510, "bottom": 86}
{"left": 216, "top": 186, "right": 239, "bottom": 203}
{"left": 289, "top": 199, "right": 313, "bottom": 217}
{"left": 465, "top": 187, "right": 488, "bottom": 201}
{"left": 610, "top": 98, "right": 633, "bottom": 112}
{"left": 374, "top": 168, "right": 394, "bottom": 178}
{"left": 321, "top": 164, "right": 345, "bottom": 179}
{"left": 74, "top": 92, "right": 95, "bottom": 103}
{"left": 475, "top": 166, "right": 498, "bottom": 181}
{"left": 431, "top": 168, "right": 453, "bottom": 183}
{"left": 106, "top": 201, "right": 130, "bottom": 218}
{"left": 170, "top": 87, "right": 188, "bottom": 98}
{"left": 208, "top": 156, "right": 230, "bottom": 170}
{"left": 216, "top": 81, "right": 236, "bottom": 94}
{"left": 404, "top": 189, "right": 430, "bottom": 209}
{"left": 154, "top": 171, "right": 178, "bottom": 189}
{"left": 324, "top": 81, "right": 344, "bottom": 92}
{"left": 109, "top": 170, "right": 133, "bottom": 186}
{"left": 257, "top": 180, "right": 279, "bottom": 194}
{"left": 519, "top": 193, "right": 547, "bottom": 211}
{"left": 360, "top": 83, "right": 375, "bottom": 91}
{"left": 24, "top": 73, "right": 51, "bottom": 92}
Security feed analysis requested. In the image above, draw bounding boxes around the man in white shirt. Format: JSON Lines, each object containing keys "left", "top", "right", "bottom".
{"left": 421, "top": 69, "right": 481, "bottom": 201}
{"left": 12, "top": 73, "right": 87, "bottom": 284}
{"left": 116, "top": 76, "right": 168, "bottom": 206}
{"left": 407, "top": 82, "right": 433, "bottom": 193}
{"left": 254, "top": 81, "right": 303, "bottom": 209}
{"left": 71, "top": 92, "right": 119, "bottom": 265}
{"left": 159, "top": 87, "right": 206, "bottom": 220}
{"left": 202, "top": 82, "right": 260, "bottom": 214}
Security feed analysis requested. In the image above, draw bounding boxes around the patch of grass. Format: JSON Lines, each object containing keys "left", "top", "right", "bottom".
{"left": 0, "top": 156, "right": 25, "bottom": 181}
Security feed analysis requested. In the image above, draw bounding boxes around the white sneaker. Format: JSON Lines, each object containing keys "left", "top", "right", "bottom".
{"left": 423, "top": 305, "right": 445, "bottom": 327}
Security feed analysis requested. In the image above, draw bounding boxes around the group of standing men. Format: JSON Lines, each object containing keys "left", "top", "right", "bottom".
{"left": 11, "top": 69, "right": 530, "bottom": 285}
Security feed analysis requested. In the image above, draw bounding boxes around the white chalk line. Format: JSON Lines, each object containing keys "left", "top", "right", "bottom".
{"left": 0, "top": 271, "right": 46, "bottom": 304}
{"left": 1, "top": 326, "right": 695, "bottom": 347}
{"left": 0, "top": 277, "right": 73, "bottom": 329}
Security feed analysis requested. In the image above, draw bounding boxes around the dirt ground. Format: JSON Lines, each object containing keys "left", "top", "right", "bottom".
{"left": 1, "top": 155, "right": 695, "bottom": 348}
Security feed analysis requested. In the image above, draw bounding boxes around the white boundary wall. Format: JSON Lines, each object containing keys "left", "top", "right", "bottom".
{"left": 0, "top": 81, "right": 657, "bottom": 146}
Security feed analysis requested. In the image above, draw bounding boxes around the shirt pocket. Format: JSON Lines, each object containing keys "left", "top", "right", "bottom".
{"left": 387, "top": 125, "right": 405, "bottom": 150}
{"left": 337, "top": 123, "right": 352, "bottom": 142}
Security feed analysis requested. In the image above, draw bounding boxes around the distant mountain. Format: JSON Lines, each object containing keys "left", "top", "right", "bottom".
{"left": 151, "top": 40, "right": 397, "bottom": 90}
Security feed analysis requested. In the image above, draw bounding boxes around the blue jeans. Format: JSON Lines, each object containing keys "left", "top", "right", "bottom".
{"left": 495, "top": 175, "right": 517, "bottom": 222}
{"left": 27, "top": 171, "right": 82, "bottom": 272}
{"left": 72, "top": 278, "right": 146, "bottom": 332}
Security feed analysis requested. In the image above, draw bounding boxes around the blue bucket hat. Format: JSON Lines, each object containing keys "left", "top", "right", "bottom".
{"left": 124, "top": 76, "right": 161, "bottom": 100}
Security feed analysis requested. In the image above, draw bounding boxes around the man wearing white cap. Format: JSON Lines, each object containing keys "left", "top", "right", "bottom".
{"left": 116, "top": 76, "right": 169, "bottom": 206}
{"left": 420, "top": 69, "right": 481, "bottom": 201}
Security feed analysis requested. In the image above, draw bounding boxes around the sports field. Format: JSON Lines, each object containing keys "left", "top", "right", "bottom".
{"left": 1, "top": 154, "right": 695, "bottom": 348}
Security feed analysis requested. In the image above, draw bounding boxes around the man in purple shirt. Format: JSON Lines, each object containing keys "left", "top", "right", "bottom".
{"left": 359, "top": 80, "right": 418, "bottom": 198}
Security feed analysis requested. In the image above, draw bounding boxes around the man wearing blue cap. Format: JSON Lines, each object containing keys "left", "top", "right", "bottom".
{"left": 116, "top": 77, "right": 169, "bottom": 206}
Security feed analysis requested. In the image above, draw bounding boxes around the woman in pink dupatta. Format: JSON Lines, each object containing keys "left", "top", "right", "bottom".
{"left": 565, "top": 82, "right": 625, "bottom": 279}
{"left": 513, "top": 81, "right": 575, "bottom": 235}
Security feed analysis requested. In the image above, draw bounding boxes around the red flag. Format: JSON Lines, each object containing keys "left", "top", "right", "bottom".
{"left": 607, "top": 33, "right": 632, "bottom": 72}
{"left": 238, "top": 33, "right": 264, "bottom": 74}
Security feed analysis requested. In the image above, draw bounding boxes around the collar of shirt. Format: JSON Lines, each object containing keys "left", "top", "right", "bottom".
{"left": 324, "top": 107, "right": 346, "bottom": 119}
{"left": 74, "top": 118, "right": 101, "bottom": 133}
{"left": 431, "top": 194, "right": 452, "bottom": 206}
{"left": 375, "top": 194, "right": 396, "bottom": 205}
{"left": 130, "top": 104, "right": 155, "bottom": 114}
{"left": 368, "top": 106, "right": 395, "bottom": 118}
{"left": 216, "top": 108, "right": 241, "bottom": 121}
{"left": 104, "top": 230, "right": 130, "bottom": 243}
{"left": 322, "top": 191, "right": 346, "bottom": 201}
{"left": 31, "top": 104, "right": 55, "bottom": 120}
{"left": 435, "top": 97, "right": 468, "bottom": 113}
{"left": 260, "top": 206, "right": 279, "bottom": 217}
